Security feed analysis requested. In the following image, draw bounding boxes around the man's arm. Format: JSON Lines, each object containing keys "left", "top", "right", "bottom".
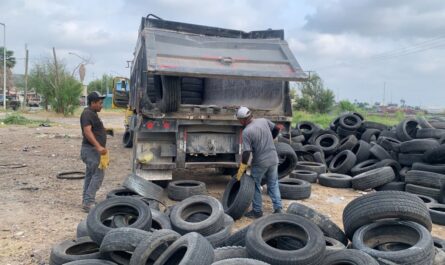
{"left": 241, "top": 150, "right": 251, "bottom": 164}
{"left": 83, "top": 125, "right": 107, "bottom": 155}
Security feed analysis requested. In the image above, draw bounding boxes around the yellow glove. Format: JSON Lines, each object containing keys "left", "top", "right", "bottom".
{"left": 235, "top": 163, "right": 248, "bottom": 181}
{"left": 99, "top": 152, "right": 109, "bottom": 170}
{"left": 137, "top": 151, "right": 154, "bottom": 164}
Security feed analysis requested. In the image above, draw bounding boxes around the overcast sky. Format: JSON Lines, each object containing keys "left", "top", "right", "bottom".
{"left": 1, "top": 0, "right": 445, "bottom": 108}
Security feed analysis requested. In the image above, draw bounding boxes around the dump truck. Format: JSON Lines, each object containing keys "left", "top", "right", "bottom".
{"left": 114, "top": 14, "right": 307, "bottom": 185}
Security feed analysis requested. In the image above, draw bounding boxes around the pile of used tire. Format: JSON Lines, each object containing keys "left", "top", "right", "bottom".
{"left": 275, "top": 113, "right": 445, "bottom": 226}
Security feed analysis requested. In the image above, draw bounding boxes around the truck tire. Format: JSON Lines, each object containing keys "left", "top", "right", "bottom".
{"left": 318, "top": 173, "right": 352, "bottom": 188}
{"left": 213, "top": 246, "right": 248, "bottom": 262}
{"left": 405, "top": 170, "right": 445, "bottom": 189}
{"left": 222, "top": 175, "right": 255, "bottom": 220}
{"left": 182, "top": 98, "right": 202, "bottom": 105}
{"left": 352, "top": 220, "right": 434, "bottom": 265}
{"left": 406, "top": 184, "right": 441, "bottom": 201}
{"left": 328, "top": 150, "right": 357, "bottom": 174}
{"left": 278, "top": 178, "right": 311, "bottom": 200}
{"left": 342, "top": 191, "right": 432, "bottom": 240}
{"left": 129, "top": 229, "right": 180, "bottom": 265}
{"left": 245, "top": 214, "right": 326, "bottom": 265}
{"left": 352, "top": 166, "right": 395, "bottom": 190}
{"left": 167, "top": 180, "right": 207, "bottom": 201}
{"left": 321, "top": 249, "right": 379, "bottom": 265}
{"left": 49, "top": 237, "right": 101, "bottom": 265}
{"left": 86, "top": 197, "right": 152, "bottom": 244}
{"left": 122, "top": 130, "right": 133, "bottom": 148}
{"left": 275, "top": 142, "right": 298, "bottom": 179}
{"left": 158, "top": 76, "right": 180, "bottom": 113}
{"left": 154, "top": 232, "right": 214, "bottom": 265}
{"left": 181, "top": 77, "right": 204, "bottom": 92}
{"left": 99, "top": 227, "right": 152, "bottom": 264}
{"left": 351, "top": 140, "right": 371, "bottom": 163}
{"left": 396, "top": 118, "right": 419, "bottom": 142}
{"left": 287, "top": 202, "right": 348, "bottom": 245}
{"left": 289, "top": 170, "right": 318, "bottom": 183}
{"left": 170, "top": 195, "right": 224, "bottom": 236}
{"left": 428, "top": 204, "right": 445, "bottom": 225}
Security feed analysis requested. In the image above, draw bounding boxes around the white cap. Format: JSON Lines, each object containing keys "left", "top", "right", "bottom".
{"left": 236, "top": 106, "right": 252, "bottom": 119}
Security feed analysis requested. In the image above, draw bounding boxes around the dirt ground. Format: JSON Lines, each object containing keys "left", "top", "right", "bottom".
{"left": 1, "top": 110, "right": 444, "bottom": 265}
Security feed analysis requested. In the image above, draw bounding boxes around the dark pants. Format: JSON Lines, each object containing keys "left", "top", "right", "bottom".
{"left": 81, "top": 145, "right": 104, "bottom": 205}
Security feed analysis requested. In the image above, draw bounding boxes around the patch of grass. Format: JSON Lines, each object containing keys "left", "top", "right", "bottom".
{"left": 1, "top": 113, "right": 52, "bottom": 126}
{"left": 292, "top": 110, "right": 402, "bottom": 128}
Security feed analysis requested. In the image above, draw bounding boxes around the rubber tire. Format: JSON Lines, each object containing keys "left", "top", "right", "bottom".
{"left": 106, "top": 188, "right": 160, "bottom": 209}
{"left": 351, "top": 140, "right": 371, "bottom": 163}
{"left": 339, "top": 113, "right": 363, "bottom": 130}
{"left": 417, "top": 194, "right": 438, "bottom": 204}
{"left": 416, "top": 128, "right": 445, "bottom": 139}
{"left": 413, "top": 162, "right": 445, "bottom": 174}
{"left": 396, "top": 118, "right": 419, "bottom": 142}
{"left": 318, "top": 173, "right": 352, "bottom": 188}
{"left": 361, "top": 121, "right": 388, "bottom": 131}
{"left": 424, "top": 145, "right": 445, "bottom": 164}
{"left": 434, "top": 237, "right": 445, "bottom": 251}
{"left": 352, "top": 220, "right": 434, "bottom": 265}
{"left": 278, "top": 178, "right": 311, "bottom": 200}
{"left": 315, "top": 133, "right": 340, "bottom": 155}
{"left": 375, "top": 181, "right": 406, "bottom": 191}
{"left": 400, "top": 139, "right": 440, "bottom": 153}
{"left": 222, "top": 175, "right": 255, "bottom": 220}
{"left": 406, "top": 184, "right": 441, "bottom": 201}
{"left": 434, "top": 247, "right": 445, "bottom": 265}
{"left": 158, "top": 76, "right": 180, "bottom": 113}
{"left": 350, "top": 159, "right": 379, "bottom": 176}
{"left": 287, "top": 202, "right": 348, "bottom": 245}
{"left": 49, "top": 237, "right": 101, "bottom": 265}
{"left": 418, "top": 117, "right": 435, "bottom": 129}
{"left": 129, "top": 229, "right": 180, "bottom": 265}
{"left": 289, "top": 170, "right": 318, "bottom": 183}
{"left": 206, "top": 214, "right": 234, "bottom": 247}
{"left": 212, "top": 258, "right": 270, "bottom": 265}
{"left": 154, "top": 232, "right": 214, "bottom": 265}
{"left": 342, "top": 191, "right": 432, "bottom": 240}
{"left": 167, "top": 180, "right": 207, "bottom": 201}
{"left": 63, "top": 260, "right": 117, "bottom": 265}
{"left": 275, "top": 142, "right": 298, "bottom": 179}
{"left": 369, "top": 143, "right": 392, "bottom": 160}
{"left": 337, "top": 135, "right": 358, "bottom": 152}
{"left": 398, "top": 153, "right": 425, "bottom": 166}
{"left": 377, "top": 136, "right": 401, "bottom": 152}
{"left": 321, "top": 249, "right": 379, "bottom": 265}
{"left": 428, "top": 204, "right": 445, "bottom": 225}
{"left": 182, "top": 98, "right": 202, "bottom": 105}
{"left": 151, "top": 209, "right": 172, "bottom": 230}
{"left": 295, "top": 161, "right": 326, "bottom": 175}
{"left": 123, "top": 174, "right": 163, "bottom": 201}
{"left": 170, "top": 195, "right": 224, "bottom": 236}
{"left": 213, "top": 246, "right": 248, "bottom": 262}
{"left": 223, "top": 225, "right": 250, "bottom": 247}
{"left": 297, "top": 121, "right": 320, "bottom": 141}
{"left": 360, "top": 129, "right": 381, "bottom": 143}
{"left": 99, "top": 227, "right": 151, "bottom": 264}
{"left": 351, "top": 166, "right": 395, "bottom": 190}
{"left": 405, "top": 170, "right": 445, "bottom": 189}
{"left": 328, "top": 150, "right": 357, "bottom": 174}
{"left": 76, "top": 220, "right": 88, "bottom": 238}
{"left": 181, "top": 91, "right": 202, "bottom": 98}
{"left": 245, "top": 213, "right": 326, "bottom": 265}
{"left": 86, "top": 197, "right": 152, "bottom": 244}
{"left": 122, "top": 130, "right": 133, "bottom": 148}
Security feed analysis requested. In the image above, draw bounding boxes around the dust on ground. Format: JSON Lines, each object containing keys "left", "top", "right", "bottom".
{"left": 0, "top": 110, "right": 444, "bottom": 265}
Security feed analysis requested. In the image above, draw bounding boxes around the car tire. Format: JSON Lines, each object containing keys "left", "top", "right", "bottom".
{"left": 222, "top": 175, "right": 255, "bottom": 220}
{"left": 328, "top": 150, "right": 357, "bottom": 174}
{"left": 289, "top": 170, "right": 318, "bottom": 183}
{"left": 321, "top": 249, "right": 379, "bottom": 265}
{"left": 351, "top": 166, "right": 395, "bottom": 191}
{"left": 318, "top": 173, "right": 352, "bottom": 188}
{"left": 167, "top": 180, "right": 207, "bottom": 201}
{"left": 278, "top": 178, "right": 311, "bottom": 200}
{"left": 49, "top": 237, "right": 101, "bottom": 265}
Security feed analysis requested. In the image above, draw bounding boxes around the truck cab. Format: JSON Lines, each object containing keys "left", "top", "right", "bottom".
{"left": 123, "top": 15, "right": 307, "bottom": 182}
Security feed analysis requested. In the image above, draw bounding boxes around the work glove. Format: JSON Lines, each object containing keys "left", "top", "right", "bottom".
{"left": 235, "top": 163, "right": 248, "bottom": 181}
{"left": 137, "top": 151, "right": 154, "bottom": 164}
{"left": 98, "top": 152, "right": 109, "bottom": 170}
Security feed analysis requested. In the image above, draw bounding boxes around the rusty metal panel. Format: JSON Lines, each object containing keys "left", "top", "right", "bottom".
{"left": 143, "top": 29, "right": 307, "bottom": 81}
{"left": 186, "top": 133, "right": 237, "bottom": 154}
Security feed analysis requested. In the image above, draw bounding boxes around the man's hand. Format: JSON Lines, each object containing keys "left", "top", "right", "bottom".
{"left": 96, "top": 146, "right": 107, "bottom": 155}
{"left": 235, "top": 163, "right": 248, "bottom": 181}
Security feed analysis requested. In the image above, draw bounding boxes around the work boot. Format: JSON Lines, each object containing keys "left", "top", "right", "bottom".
{"left": 273, "top": 208, "right": 282, "bottom": 214}
{"left": 244, "top": 210, "right": 263, "bottom": 219}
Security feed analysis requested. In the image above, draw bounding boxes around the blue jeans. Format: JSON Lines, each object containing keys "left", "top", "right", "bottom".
{"left": 81, "top": 145, "right": 104, "bottom": 205}
{"left": 251, "top": 164, "right": 282, "bottom": 213}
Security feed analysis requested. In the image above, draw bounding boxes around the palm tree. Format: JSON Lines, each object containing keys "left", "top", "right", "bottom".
{"left": 0, "top": 47, "right": 16, "bottom": 68}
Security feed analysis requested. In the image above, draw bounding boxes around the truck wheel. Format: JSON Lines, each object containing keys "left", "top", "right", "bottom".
{"left": 122, "top": 130, "right": 133, "bottom": 148}
{"left": 158, "top": 76, "right": 180, "bottom": 113}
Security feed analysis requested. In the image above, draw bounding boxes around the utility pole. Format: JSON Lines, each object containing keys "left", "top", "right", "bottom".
{"left": 1, "top": 23, "right": 6, "bottom": 109}
{"left": 23, "top": 44, "right": 29, "bottom": 109}
{"left": 383, "top": 82, "right": 386, "bottom": 106}
{"left": 52, "top": 47, "right": 59, "bottom": 101}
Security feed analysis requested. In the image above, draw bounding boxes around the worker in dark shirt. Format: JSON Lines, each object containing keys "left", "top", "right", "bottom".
{"left": 80, "top": 91, "right": 107, "bottom": 212}
{"left": 235, "top": 106, "right": 283, "bottom": 218}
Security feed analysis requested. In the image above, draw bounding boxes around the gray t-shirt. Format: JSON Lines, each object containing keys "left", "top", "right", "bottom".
{"left": 242, "top": 118, "right": 278, "bottom": 167}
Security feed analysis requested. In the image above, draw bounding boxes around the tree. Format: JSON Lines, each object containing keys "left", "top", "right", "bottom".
{"left": 87, "top": 74, "right": 113, "bottom": 95}
{"left": 29, "top": 58, "right": 82, "bottom": 115}
{"left": 0, "top": 47, "right": 16, "bottom": 92}
{"left": 338, "top": 100, "right": 357, "bottom": 112}
{"left": 294, "top": 73, "right": 335, "bottom": 113}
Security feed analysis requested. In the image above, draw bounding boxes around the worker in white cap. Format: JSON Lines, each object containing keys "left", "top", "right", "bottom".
{"left": 235, "top": 106, "right": 283, "bottom": 218}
